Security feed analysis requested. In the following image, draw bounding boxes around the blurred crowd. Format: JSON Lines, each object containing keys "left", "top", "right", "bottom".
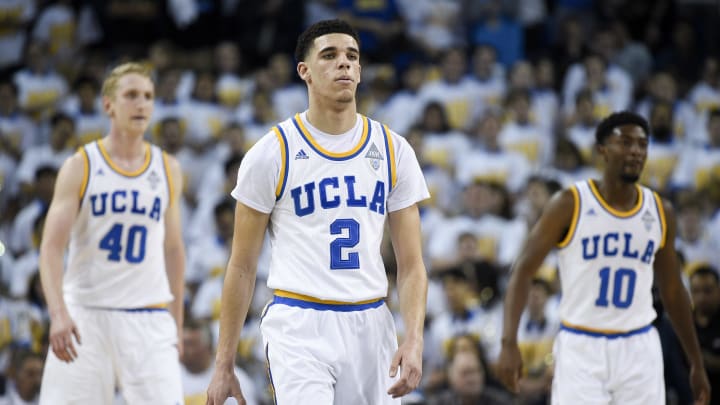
{"left": 1, "top": 0, "right": 720, "bottom": 404}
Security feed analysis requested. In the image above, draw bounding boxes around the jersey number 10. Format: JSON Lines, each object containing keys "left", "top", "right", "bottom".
{"left": 595, "top": 267, "right": 637, "bottom": 308}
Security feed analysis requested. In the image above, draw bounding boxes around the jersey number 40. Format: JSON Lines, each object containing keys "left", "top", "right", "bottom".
{"left": 99, "top": 223, "right": 148, "bottom": 263}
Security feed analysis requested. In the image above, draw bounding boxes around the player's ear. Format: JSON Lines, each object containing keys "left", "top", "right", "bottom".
{"left": 102, "top": 96, "right": 113, "bottom": 117}
{"left": 298, "top": 62, "right": 310, "bottom": 82}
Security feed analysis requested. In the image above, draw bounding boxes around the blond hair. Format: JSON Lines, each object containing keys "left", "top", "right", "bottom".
{"left": 101, "top": 62, "right": 153, "bottom": 98}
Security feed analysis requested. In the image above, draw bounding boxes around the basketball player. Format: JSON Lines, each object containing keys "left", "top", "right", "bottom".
{"left": 38, "top": 62, "right": 186, "bottom": 404}
{"left": 497, "top": 111, "right": 711, "bottom": 404}
{"left": 206, "top": 19, "right": 430, "bottom": 404}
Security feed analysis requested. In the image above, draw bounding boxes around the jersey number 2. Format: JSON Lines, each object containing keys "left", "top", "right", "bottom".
{"left": 595, "top": 267, "right": 637, "bottom": 308}
{"left": 99, "top": 223, "right": 147, "bottom": 263}
{"left": 330, "top": 219, "right": 360, "bottom": 270}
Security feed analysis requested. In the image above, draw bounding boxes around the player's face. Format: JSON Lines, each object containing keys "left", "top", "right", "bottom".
{"left": 598, "top": 124, "right": 648, "bottom": 183}
{"left": 104, "top": 73, "right": 154, "bottom": 135}
{"left": 299, "top": 33, "right": 361, "bottom": 104}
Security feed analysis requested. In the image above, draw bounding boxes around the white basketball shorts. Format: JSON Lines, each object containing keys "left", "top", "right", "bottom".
{"left": 551, "top": 324, "right": 664, "bottom": 405}
{"left": 260, "top": 293, "right": 400, "bottom": 405}
{"left": 39, "top": 304, "right": 183, "bottom": 405}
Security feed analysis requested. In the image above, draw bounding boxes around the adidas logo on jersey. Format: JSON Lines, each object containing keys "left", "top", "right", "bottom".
{"left": 295, "top": 149, "right": 309, "bottom": 160}
{"left": 365, "top": 143, "right": 384, "bottom": 160}
{"left": 96, "top": 168, "right": 104, "bottom": 176}
{"left": 586, "top": 208, "right": 596, "bottom": 216}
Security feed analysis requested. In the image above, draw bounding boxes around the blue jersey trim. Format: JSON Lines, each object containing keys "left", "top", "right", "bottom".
{"left": 272, "top": 295, "right": 384, "bottom": 311}
{"left": 560, "top": 323, "right": 652, "bottom": 339}
{"left": 118, "top": 307, "right": 169, "bottom": 313}
{"left": 291, "top": 115, "right": 372, "bottom": 161}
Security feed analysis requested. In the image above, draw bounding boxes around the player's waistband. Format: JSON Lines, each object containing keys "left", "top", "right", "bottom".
{"left": 86, "top": 303, "right": 169, "bottom": 312}
{"left": 272, "top": 290, "right": 385, "bottom": 312}
{"left": 560, "top": 321, "right": 653, "bottom": 339}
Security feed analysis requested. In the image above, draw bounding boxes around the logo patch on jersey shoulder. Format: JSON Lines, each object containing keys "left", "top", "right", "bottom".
{"left": 147, "top": 170, "right": 161, "bottom": 190}
{"left": 586, "top": 208, "right": 596, "bottom": 216}
{"left": 641, "top": 209, "right": 655, "bottom": 231}
{"left": 365, "top": 143, "right": 383, "bottom": 170}
{"left": 295, "top": 149, "right": 309, "bottom": 160}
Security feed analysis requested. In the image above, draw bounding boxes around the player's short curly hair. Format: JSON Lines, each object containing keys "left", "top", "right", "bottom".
{"left": 294, "top": 19, "right": 360, "bottom": 63}
{"left": 595, "top": 111, "right": 650, "bottom": 145}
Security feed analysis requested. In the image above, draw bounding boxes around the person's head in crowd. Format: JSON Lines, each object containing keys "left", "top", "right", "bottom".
{"left": 49, "top": 112, "right": 75, "bottom": 150}
{"left": 268, "top": 52, "right": 294, "bottom": 86}
{"left": 523, "top": 175, "right": 562, "bottom": 224}
{"left": 588, "top": 25, "right": 617, "bottom": 63}
{"left": 215, "top": 41, "right": 242, "bottom": 75}
{"left": 461, "top": 180, "right": 510, "bottom": 219}
{"left": 505, "top": 88, "right": 532, "bottom": 124}
{"left": 676, "top": 196, "right": 706, "bottom": 243}
{"left": 156, "top": 67, "right": 181, "bottom": 102}
{"left": 649, "top": 101, "right": 674, "bottom": 143}
{"left": 33, "top": 166, "right": 58, "bottom": 204}
{"left": 221, "top": 122, "right": 246, "bottom": 155}
{"left": 31, "top": 209, "right": 47, "bottom": 250}
{"left": 441, "top": 266, "right": 477, "bottom": 315}
{"left": 24, "top": 40, "right": 51, "bottom": 73}
{"left": 689, "top": 266, "right": 720, "bottom": 318}
{"left": 223, "top": 153, "right": 243, "bottom": 191}
{"left": 439, "top": 47, "right": 467, "bottom": 84}
{"left": 420, "top": 101, "right": 451, "bottom": 133}
{"left": 147, "top": 40, "right": 176, "bottom": 72}
{"left": 471, "top": 109, "right": 502, "bottom": 149}
{"left": 7, "top": 349, "right": 44, "bottom": 402}
{"left": 157, "top": 117, "right": 185, "bottom": 154}
{"left": 509, "top": 60, "right": 534, "bottom": 91}
{"left": 534, "top": 56, "right": 556, "bottom": 90}
{"left": 250, "top": 89, "right": 277, "bottom": 124}
{"left": 213, "top": 199, "right": 235, "bottom": 243}
{"left": 447, "top": 334, "right": 483, "bottom": 361}
{"left": 583, "top": 54, "right": 608, "bottom": 91}
{"left": 0, "top": 78, "right": 19, "bottom": 115}
{"left": 471, "top": 44, "right": 498, "bottom": 80}
{"left": 456, "top": 232, "right": 479, "bottom": 263}
{"left": 181, "top": 318, "right": 215, "bottom": 374}
{"left": 707, "top": 108, "right": 720, "bottom": 147}
{"left": 405, "top": 125, "right": 426, "bottom": 161}
{"left": 74, "top": 75, "right": 101, "bottom": 113}
{"left": 574, "top": 88, "right": 595, "bottom": 126}
{"left": 648, "top": 72, "right": 677, "bottom": 104}
{"left": 528, "top": 278, "right": 552, "bottom": 321}
{"left": 700, "top": 56, "right": 719, "bottom": 87}
{"left": 553, "top": 137, "right": 585, "bottom": 171}
{"left": 400, "top": 61, "right": 426, "bottom": 93}
{"left": 191, "top": 70, "right": 217, "bottom": 103}
{"left": 470, "top": 260, "right": 501, "bottom": 307}
{"left": 446, "top": 346, "right": 488, "bottom": 401}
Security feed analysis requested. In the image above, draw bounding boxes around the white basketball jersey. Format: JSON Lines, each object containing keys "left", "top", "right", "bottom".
{"left": 64, "top": 140, "right": 174, "bottom": 308}
{"left": 556, "top": 180, "right": 666, "bottom": 332}
{"left": 266, "top": 114, "right": 398, "bottom": 302}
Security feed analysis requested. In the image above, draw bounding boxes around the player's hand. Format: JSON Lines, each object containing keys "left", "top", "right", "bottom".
{"left": 689, "top": 364, "right": 711, "bottom": 405}
{"left": 206, "top": 366, "right": 245, "bottom": 405}
{"left": 387, "top": 337, "right": 423, "bottom": 398}
{"left": 49, "top": 309, "right": 81, "bottom": 363}
{"left": 497, "top": 340, "right": 523, "bottom": 393}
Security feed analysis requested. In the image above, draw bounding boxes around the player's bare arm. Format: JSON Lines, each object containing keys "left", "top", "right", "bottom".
{"left": 206, "top": 202, "right": 270, "bottom": 405}
{"left": 39, "top": 151, "right": 85, "bottom": 363}
{"left": 163, "top": 154, "right": 186, "bottom": 356}
{"left": 498, "top": 188, "right": 575, "bottom": 392}
{"left": 653, "top": 197, "right": 711, "bottom": 405}
{"left": 386, "top": 204, "right": 427, "bottom": 399}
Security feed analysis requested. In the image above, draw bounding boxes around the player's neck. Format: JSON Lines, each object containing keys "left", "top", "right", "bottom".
{"left": 306, "top": 103, "right": 357, "bottom": 135}
{"left": 594, "top": 178, "right": 639, "bottom": 210}
{"left": 102, "top": 131, "right": 146, "bottom": 161}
